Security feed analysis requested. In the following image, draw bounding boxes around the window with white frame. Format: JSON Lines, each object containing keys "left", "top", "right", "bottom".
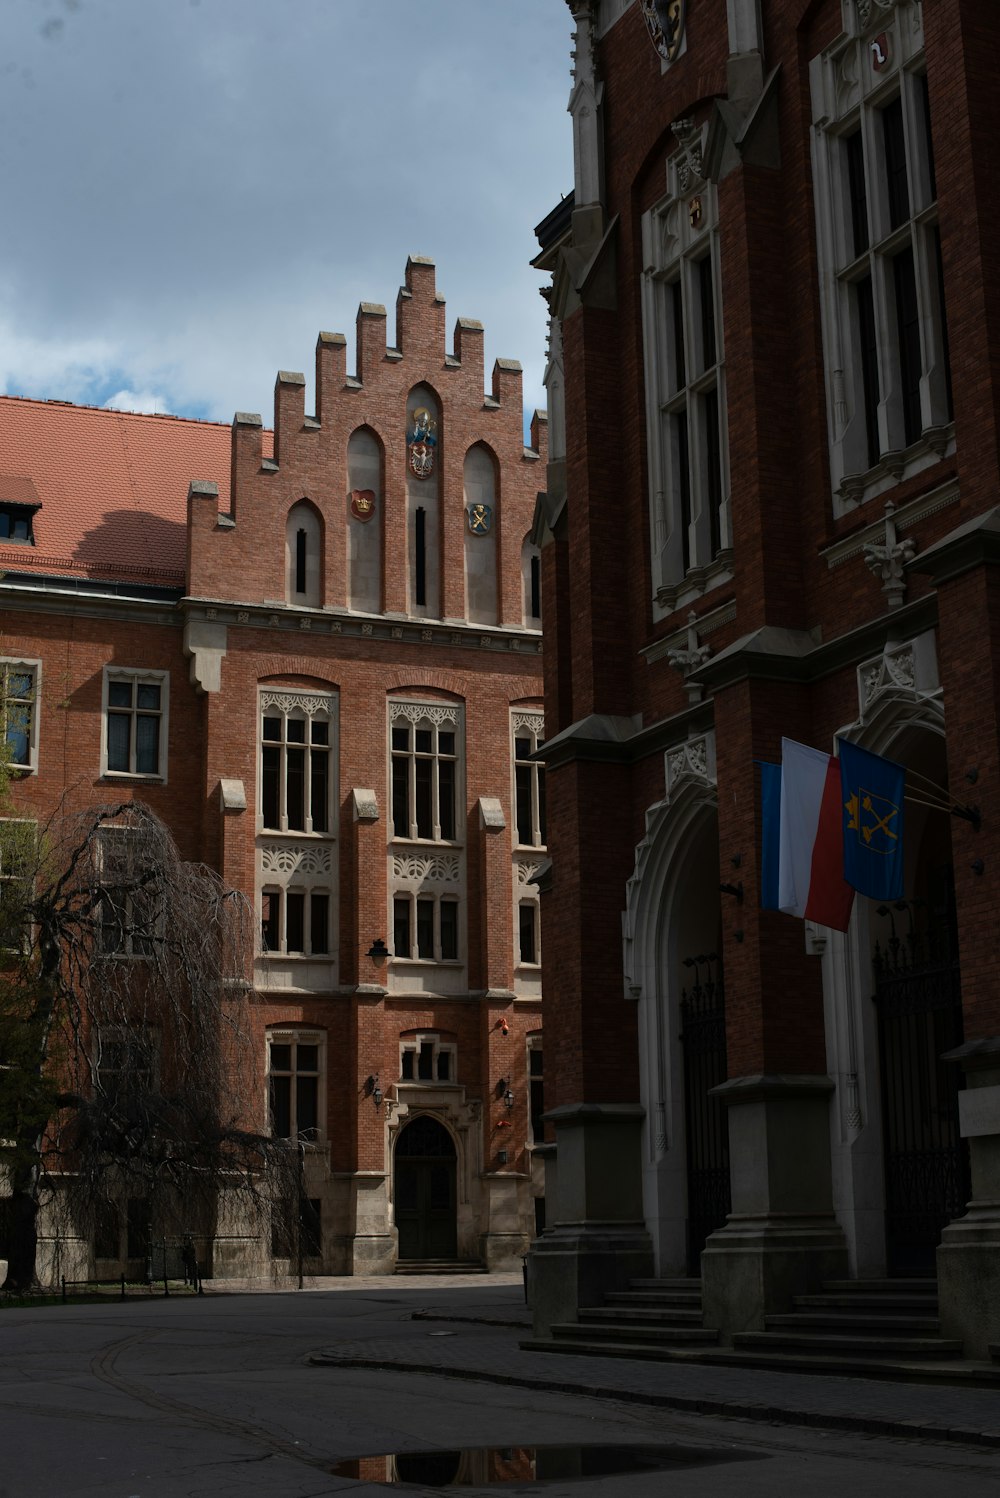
{"left": 95, "top": 826, "right": 160, "bottom": 958}
{"left": 399, "top": 1032, "right": 456, "bottom": 1084}
{"left": 266, "top": 1029, "right": 324, "bottom": 1141}
{"left": 810, "top": 12, "right": 952, "bottom": 509}
{"left": 390, "top": 704, "right": 459, "bottom": 842}
{"left": 527, "top": 1036, "right": 545, "bottom": 1145}
{"left": 102, "top": 669, "right": 167, "bottom": 779}
{"left": 641, "top": 134, "right": 730, "bottom": 614}
{"left": 257, "top": 689, "right": 337, "bottom": 973}
{"left": 0, "top": 660, "right": 39, "bottom": 773}
{"left": 260, "top": 884, "right": 331, "bottom": 957}
{"left": 389, "top": 701, "right": 465, "bottom": 978}
{"left": 518, "top": 900, "right": 539, "bottom": 966}
{"left": 260, "top": 692, "right": 334, "bottom": 834}
{"left": 393, "top": 892, "right": 459, "bottom": 962}
{"left": 512, "top": 712, "right": 546, "bottom": 849}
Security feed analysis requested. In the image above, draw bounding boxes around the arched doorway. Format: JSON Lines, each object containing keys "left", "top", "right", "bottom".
{"left": 622, "top": 745, "right": 725, "bottom": 1277}
{"left": 395, "top": 1115, "right": 457, "bottom": 1261}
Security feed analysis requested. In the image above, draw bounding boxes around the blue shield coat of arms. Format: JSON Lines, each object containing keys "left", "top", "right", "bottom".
{"left": 467, "top": 504, "right": 493, "bottom": 536}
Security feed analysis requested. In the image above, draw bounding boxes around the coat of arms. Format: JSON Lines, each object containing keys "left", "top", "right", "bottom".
{"left": 407, "top": 407, "right": 438, "bottom": 480}
{"left": 350, "top": 489, "right": 376, "bottom": 522}
{"left": 467, "top": 503, "right": 493, "bottom": 536}
{"left": 641, "top": 0, "right": 686, "bottom": 63}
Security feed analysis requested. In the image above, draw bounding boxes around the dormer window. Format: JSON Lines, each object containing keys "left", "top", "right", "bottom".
{"left": 0, "top": 505, "right": 38, "bottom": 545}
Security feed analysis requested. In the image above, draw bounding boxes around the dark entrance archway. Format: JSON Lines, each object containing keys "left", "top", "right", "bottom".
{"left": 394, "top": 1115, "right": 457, "bottom": 1261}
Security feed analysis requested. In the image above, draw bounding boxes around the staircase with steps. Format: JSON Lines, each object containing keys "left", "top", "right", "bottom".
{"left": 523, "top": 1275, "right": 1000, "bottom": 1382}
{"left": 395, "top": 1259, "right": 487, "bottom": 1275}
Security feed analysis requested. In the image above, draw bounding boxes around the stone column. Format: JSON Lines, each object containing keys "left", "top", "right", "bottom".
{"left": 938, "top": 1040, "right": 1000, "bottom": 1360}
{"left": 701, "top": 1076, "right": 848, "bottom": 1337}
{"left": 529, "top": 1104, "right": 653, "bottom": 1338}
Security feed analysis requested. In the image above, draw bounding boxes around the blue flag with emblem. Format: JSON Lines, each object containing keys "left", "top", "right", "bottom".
{"left": 838, "top": 738, "right": 905, "bottom": 901}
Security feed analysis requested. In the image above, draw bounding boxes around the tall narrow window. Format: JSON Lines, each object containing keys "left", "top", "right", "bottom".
{"left": 267, "top": 1031, "right": 323, "bottom": 1141}
{"left": 391, "top": 711, "right": 458, "bottom": 841}
{"left": 295, "top": 529, "right": 307, "bottom": 594}
{"left": 415, "top": 507, "right": 426, "bottom": 607}
{"left": 811, "top": 26, "right": 953, "bottom": 505}
{"left": 0, "top": 660, "right": 39, "bottom": 772}
{"left": 512, "top": 713, "right": 546, "bottom": 849}
{"left": 641, "top": 153, "right": 729, "bottom": 608}
{"left": 285, "top": 501, "right": 321, "bottom": 606}
{"left": 530, "top": 556, "right": 541, "bottom": 619}
{"left": 528, "top": 1041, "right": 545, "bottom": 1144}
{"left": 261, "top": 700, "right": 332, "bottom": 834}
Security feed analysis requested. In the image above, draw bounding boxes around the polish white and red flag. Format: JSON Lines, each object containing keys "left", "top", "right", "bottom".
{"left": 777, "top": 738, "right": 856, "bottom": 933}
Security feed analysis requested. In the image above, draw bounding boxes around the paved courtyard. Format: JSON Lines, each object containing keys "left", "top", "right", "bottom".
{"left": 0, "top": 1275, "right": 998, "bottom": 1496}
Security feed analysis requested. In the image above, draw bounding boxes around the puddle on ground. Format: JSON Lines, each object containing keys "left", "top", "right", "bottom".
{"left": 331, "top": 1442, "right": 765, "bottom": 1486}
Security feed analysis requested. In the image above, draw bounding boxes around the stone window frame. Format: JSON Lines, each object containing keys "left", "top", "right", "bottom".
{"left": 399, "top": 1031, "right": 457, "bottom": 1085}
{"left": 809, "top": 5, "right": 954, "bottom": 515}
{"left": 389, "top": 699, "right": 462, "bottom": 845}
{"left": 526, "top": 1033, "right": 545, "bottom": 1146}
{"left": 266, "top": 1026, "right": 326, "bottom": 1144}
{"left": 392, "top": 888, "right": 461, "bottom": 964}
{"left": 94, "top": 824, "right": 163, "bottom": 960}
{"left": 0, "top": 657, "right": 41, "bottom": 775}
{"left": 0, "top": 817, "right": 36, "bottom": 953}
{"left": 256, "top": 688, "right": 338, "bottom": 973}
{"left": 100, "top": 667, "right": 169, "bottom": 782}
{"left": 640, "top": 139, "right": 731, "bottom": 618}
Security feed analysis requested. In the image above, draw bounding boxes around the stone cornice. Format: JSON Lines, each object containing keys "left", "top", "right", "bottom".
{"left": 907, "top": 506, "right": 1000, "bottom": 587}
{"left": 821, "top": 479, "right": 959, "bottom": 571}
{"left": 539, "top": 698, "right": 714, "bottom": 771}
{"left": 181, "top": 598, "right": 543, "bottom": 657}
{"left": 689, "top": 596, "right": 938, "bottom": 692}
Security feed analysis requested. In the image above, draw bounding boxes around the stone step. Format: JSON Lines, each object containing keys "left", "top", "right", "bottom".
{"left": 821, "top": 1278, "right": 937, "bottom": 1294}
{"left": 733, "top": 1329, "right": 963, "bottom": 1359}
{"left": 522, "top": 1336, "right": 1000, "bottom": 1386}
{"left": 551, "top": 1320, "right": 719, "bottom": 1346}
{"left": 604, "top": 1290, "right": 702, "bottom": 1309}
{"left": 579, "top": 1305, "right": 704, "bottom": 1326}
{"left": 793, "top": 1292, "right": 938, "bottom": 1313}
{"left": 628, "top": 1277, "right": 701, "bottom": 1291}
{"left": 394, "top": 1260, "right": 487, "bottom": 1275}
{"left": 766, "top": 1311, "right": 941, "bottom": 1334}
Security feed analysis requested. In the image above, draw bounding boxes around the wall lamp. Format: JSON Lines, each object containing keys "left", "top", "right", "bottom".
{"left": 364, "top": 1074, "right": 384, "bottom": 1110}
{"left": 496, "top": 1077, "right": 515, "bottom": 1111}
{"left": 367, "top": 938, "right": 390, "bottom": 965}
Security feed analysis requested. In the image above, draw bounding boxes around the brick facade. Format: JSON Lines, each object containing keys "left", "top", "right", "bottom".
{"left": 0, "top": 256, "right": 547, "bottom": 1277}
{"left": 529, "top": 0, "right": 1000, "bottom": 1355}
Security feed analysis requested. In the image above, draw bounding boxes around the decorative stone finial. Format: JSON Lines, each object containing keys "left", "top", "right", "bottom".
{"left": 666, "top": 612, "right": 712, "bottom": 701}
{"left": 862, "top": 501, "right": 916, "bottom": 609}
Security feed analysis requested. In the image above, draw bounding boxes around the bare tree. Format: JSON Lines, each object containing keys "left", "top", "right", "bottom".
{"left": 0, "top": 802, "right": 293, "bottom": 1292}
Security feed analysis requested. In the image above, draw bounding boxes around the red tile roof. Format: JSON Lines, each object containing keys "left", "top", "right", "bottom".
{"left": 0, "top": 396, "right": 271, "bottom": 588}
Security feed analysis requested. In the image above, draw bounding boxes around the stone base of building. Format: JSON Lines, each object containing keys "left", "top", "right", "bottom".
{"left": 701, "top": 1215, "right": 848, "bottom": 1340}
{"left": 528, "top": 1223, "right": 654, "bottom": 1337}
{"left": 526, "top": 1102, "right": 652, "bottom": 1337}
{"left": 937, "top": 1039, "right": 1000, "bottom": 1360}
{"left": 703, "top": 1073, "right": 848, "bottom": 1341}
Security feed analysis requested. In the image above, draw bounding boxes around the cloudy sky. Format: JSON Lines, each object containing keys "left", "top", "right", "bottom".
{"left": 1, "top": 0, "right": 574, "bottom": 431}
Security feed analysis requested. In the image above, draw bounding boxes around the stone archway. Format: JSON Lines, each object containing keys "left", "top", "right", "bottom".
{"left": 394, "top": 1115, "right": 458, "bottom": 1262}
{"left": 622, "top": 732, "right": 724, "bottom": 1275}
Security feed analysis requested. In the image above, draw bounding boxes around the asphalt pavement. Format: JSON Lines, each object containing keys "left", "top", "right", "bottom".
{"left": 0, "top": 1274, "right": 997, "bottom": 1497}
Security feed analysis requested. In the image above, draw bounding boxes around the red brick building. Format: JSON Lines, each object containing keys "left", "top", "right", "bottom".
{"left": 0, "top": 256, "right": 548, "bottom": 1278}
{"left": 528, "top": 0, "right": 1000, "bottom": 1362}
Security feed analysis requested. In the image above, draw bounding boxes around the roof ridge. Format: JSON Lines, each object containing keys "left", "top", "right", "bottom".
{"left": 0, "top": 393, "right": 236, "bottom": 431}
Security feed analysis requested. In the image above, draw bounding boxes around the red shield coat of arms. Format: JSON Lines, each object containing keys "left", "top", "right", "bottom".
{"left": 350, "top": 489, "right": 376, "bottom": 522}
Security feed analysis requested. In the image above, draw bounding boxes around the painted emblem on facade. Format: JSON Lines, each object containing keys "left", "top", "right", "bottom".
{"left": 350, "top": 489, "right": 376, "bottom": 522}
{"left": 407, "top": 407, "right": 438, "bottom": 480}
{"left": 467, "top": 503, "right": 493, "bottom": 536}
{"left": 688, "top": 196, "right": 703, "bottom": 228}
{"left": 641, "top": 0, "right": 686, "bottom": 63}
{"left": 870, "top": 32, "right": 890, "bottom": 71}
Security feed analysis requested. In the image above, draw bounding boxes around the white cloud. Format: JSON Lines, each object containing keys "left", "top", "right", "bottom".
{"left": 102, "top": 389, "right": 169, "bottom": 416}
{"left": 0, "top": 1, "right": 573, "bottom": 435}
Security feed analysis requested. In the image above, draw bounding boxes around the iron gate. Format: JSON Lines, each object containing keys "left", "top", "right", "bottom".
{"left": 680, "top": 953, "right": 730, "bottom": 1275}
{"left": 873, "top": 878, "right": 970, "bottom": 1276}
